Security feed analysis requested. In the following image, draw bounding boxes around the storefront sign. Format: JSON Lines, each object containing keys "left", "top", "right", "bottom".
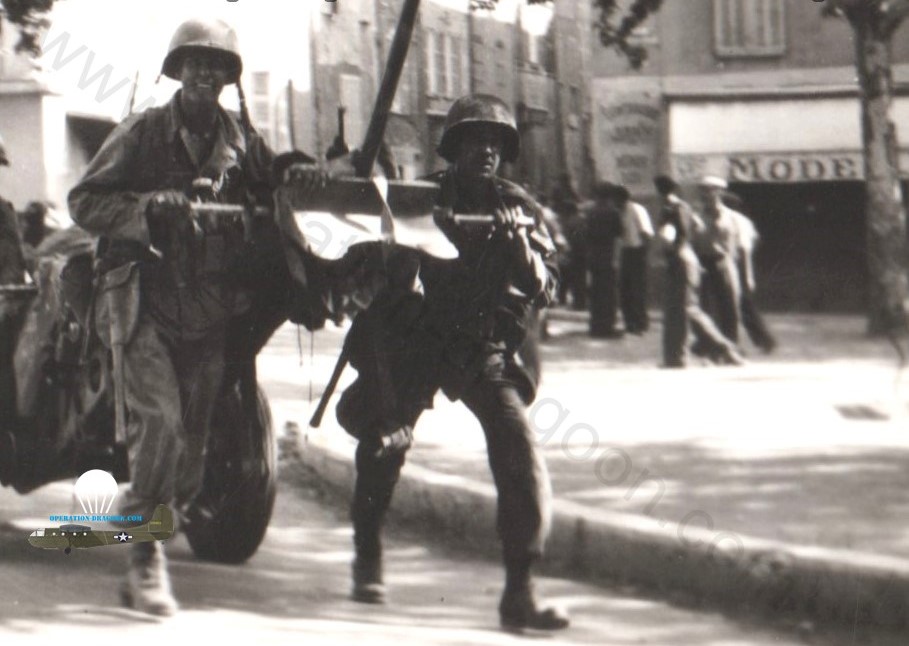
{"left": 728, "top": 153, "right": 862, "bottom": 182}
{"left": 592, "top": 85, "right": 662, "bottom": 196}
{"left": 672, "top": 151, "right": 909, "bottom": 183}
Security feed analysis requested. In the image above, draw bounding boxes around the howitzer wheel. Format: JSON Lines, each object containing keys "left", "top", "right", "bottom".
{"left": 183, "top": 383, "right": 277, "bottom": 564}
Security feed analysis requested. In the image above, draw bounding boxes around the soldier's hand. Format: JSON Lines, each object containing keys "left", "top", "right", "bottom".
{"left": 147, "top": 190, "right": 190, "bottom": 220}
{"left": 146, "top": 191, "right": 194, "bottom": 249}
{"left": 374, "top": 425, "right": 414, "bottom": 459}
{"left": 494, "top": 205, "right": 525, "bottom": 241}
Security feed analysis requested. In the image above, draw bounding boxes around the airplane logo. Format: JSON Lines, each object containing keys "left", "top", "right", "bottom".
{"left": 28, "top": 505, "right": 173, "bottom": 555}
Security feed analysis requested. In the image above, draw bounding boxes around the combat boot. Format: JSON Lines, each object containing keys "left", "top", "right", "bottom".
{"left": 120, "top": 541, "right": 178, "bottom": 616}
{"left": 499, "top": 584, "right": 570, "bottom": 632}
{"left": 500, "top": 558, "right": 569, "bottom": 631}
{"left": 351, "top": 555, "right": 386, "bottom": 604}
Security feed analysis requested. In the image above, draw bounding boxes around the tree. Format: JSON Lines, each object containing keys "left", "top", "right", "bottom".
{"left": 485, "top": 0, "right": 907, "bottom": 337}
{"left": 474, "top": 0, "right": 663, "bottom": 68}
{"left": 824, "top": 0, "right": 909, "bottom": 337}
{"left": 0, "top": 0, "right": 55, "bottom": 57}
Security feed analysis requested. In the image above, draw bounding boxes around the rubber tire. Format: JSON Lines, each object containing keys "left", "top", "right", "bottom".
{"left": 183, "top": 383, "right": 277, "bottom": 564}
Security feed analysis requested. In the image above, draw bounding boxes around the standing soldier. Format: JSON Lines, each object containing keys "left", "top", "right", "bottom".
{"left": 343, "top": 94, "right": 569, "bottom": 631}
{"left": 654, "top": 176, "right": 743, "bottom": 367}
{"left": 68, "top": 18, "right": 327, "bottom": 616}
{"left": 617, "top": 185, "right": 654, "bottom": 335}
{"left": 586, "top": 182, "right": 624, "bottom": 338}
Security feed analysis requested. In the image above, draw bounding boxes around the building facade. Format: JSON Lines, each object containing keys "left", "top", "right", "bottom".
{"left": 0, "top": 16, "right": 82, "bottom": 212}
{"left": 299, "top": 0, "right": 580, "bottom": 197}
{"left": 591, "top": 0, "right": 909, "bottom": 312}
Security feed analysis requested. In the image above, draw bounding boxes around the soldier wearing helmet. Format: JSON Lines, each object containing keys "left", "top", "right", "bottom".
{"left": 346, "top": 94, "right": 568, "bottom": 631}
{"left": 68, "top": 18, "right": 327, "bottom": 616}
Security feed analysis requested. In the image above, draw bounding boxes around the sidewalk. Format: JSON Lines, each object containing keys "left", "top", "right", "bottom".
{"left": 260, "top": 309, "right": 909, "bottom": 635}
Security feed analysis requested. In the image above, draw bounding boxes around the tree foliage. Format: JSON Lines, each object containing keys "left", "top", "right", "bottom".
{"left": 473, "top": 0, "right": 663, "bottom": 69}
{"left": 0, "top": 0, "right": 55, "bottom": 57}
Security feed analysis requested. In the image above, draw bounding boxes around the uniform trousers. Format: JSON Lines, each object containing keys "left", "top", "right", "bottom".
{"left": 352, "top": 356, "right": 551, "bottom": 570}
{"left": 119, "top": 317, "right": 226, "bottom": 521}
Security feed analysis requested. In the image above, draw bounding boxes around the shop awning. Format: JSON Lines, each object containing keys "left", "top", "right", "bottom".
{"left": 669, "top": 96, "right": 909, "bottom": 183}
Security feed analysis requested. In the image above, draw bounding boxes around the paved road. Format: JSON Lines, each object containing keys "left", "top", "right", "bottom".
{"left": 262, "top": 312, "right": 909, "bottom": 559}
{"left": 0, "top": 472, "right": 823, "bottom": 645}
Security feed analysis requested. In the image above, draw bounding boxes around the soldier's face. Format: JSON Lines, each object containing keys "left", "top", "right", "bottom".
{"left": 454, "top": 124, "right": 504, "bottom": 180}
{"left": 179, "top": 51, "right": 229, "bottom": 108}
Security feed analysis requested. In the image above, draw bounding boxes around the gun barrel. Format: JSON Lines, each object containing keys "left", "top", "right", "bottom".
{"left": 354, "top": 0, "right": 422, "bottom": 177}
{"left": 452, "top": 214, "right": 536, "bottom": 227}
{"left": 190, "top": 204, "right": 270, "bottom": 217}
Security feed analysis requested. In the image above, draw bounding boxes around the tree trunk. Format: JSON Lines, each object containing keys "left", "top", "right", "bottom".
{"left": 851, "top": 17, "right": 909, "bottom": 336}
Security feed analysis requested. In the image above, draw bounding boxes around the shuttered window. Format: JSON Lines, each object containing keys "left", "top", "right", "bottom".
{"left": 714, "top": 0, "right": 785, "bottom": 57}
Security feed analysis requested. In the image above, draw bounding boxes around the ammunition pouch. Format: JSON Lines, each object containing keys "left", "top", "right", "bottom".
{"left": 94, "top": 261, "right": 141, "bottom": 349}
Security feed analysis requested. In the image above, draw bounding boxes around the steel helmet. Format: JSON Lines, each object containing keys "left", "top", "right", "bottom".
{"left": 437, "top": 94, "right": 520, "bottom": 164}
{"left": 161, "top": 18, "right": 242, "bottom": 83}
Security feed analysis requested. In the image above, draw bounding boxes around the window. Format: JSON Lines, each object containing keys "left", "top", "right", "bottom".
{"left": 526, "top": 33, "right": 539, "bottom": 66}
{"left": 446, "top": 35, "right": 462, "bottom": 97}
{"left": 252, "top": 71, "right": 270, "bottom": 95}
{"left": 426, "top": 30, "right": 438, "bottom": 95}
{"left": 385, "top": 29, "right": 414, "bottom": 113}
{"left": 427, "top": 31, "right": 463, "bottom": 98}
{"left": 435, "top": 32, "right": 448, "bottom": 97}
{"left": 339, "top": 74, "right": 364, "bottom": 147}
{"left": 714, "top": 0, "right": 784, "bottom": 57}
{"left": 251, "top": 71, "right": 272, "bottom": 142}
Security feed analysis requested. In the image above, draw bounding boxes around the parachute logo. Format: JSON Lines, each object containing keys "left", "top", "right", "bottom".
{"left": 73, "top": 470, "right": 119, "bottom": 515}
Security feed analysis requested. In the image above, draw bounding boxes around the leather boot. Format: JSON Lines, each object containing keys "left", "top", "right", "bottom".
{"left": 120, "top": 541, "right": 178, "bottom": 616}
{"left": 499, "top": 584, "right": 570, "bottom": 631}
{"left": 351, "top": 555, "right": 386, "bottom": 604}
{"left": 499, "top": 558, "right": 569, "bottom": 631}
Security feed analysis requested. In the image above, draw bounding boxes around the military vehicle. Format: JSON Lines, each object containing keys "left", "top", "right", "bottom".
{"left": 28, "top": 504, "right": 174, "bottom": 554}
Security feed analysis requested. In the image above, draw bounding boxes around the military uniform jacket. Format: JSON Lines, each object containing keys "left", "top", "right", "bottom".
{"left": 68, "top": 91, "right": 276, "bottom": 340}
{"left": 424, "top": 169, "right": 558, "bottom": 401}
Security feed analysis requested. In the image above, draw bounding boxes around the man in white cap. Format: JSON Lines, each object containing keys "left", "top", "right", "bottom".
{"left": 693, "top": 175, "right": 742, "bottom": 345}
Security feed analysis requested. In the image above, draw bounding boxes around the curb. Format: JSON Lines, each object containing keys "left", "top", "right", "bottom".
{"left": 288, "top": 434, "right": 909, "bottom": 633}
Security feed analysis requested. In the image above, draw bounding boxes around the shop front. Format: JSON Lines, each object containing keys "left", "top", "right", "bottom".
{"left": 668, "top": 94, "right": 909, "bottom": 313}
